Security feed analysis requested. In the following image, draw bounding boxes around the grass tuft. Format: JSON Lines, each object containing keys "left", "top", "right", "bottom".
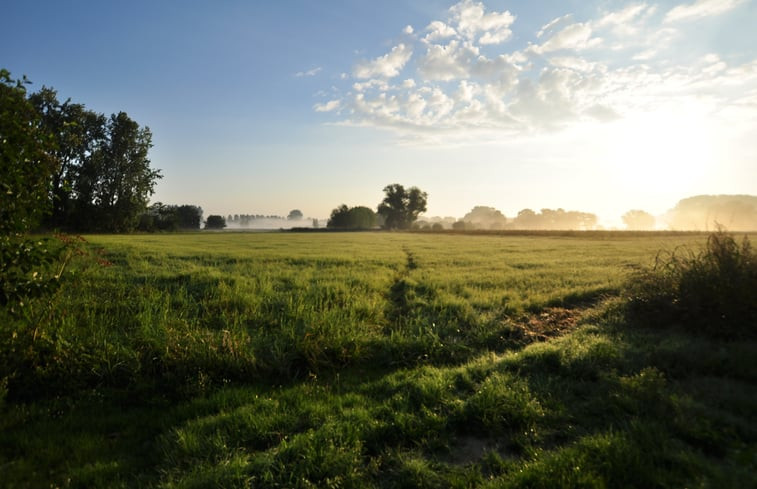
{"left": 625, "top": 230, "right": 757, "bottom": 338}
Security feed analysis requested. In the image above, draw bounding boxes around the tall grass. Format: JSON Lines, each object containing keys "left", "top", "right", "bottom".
{"left": 625, "top": 230, "right": 757, "bottom": 337}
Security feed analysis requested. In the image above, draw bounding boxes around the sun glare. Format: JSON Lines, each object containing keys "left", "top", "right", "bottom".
{"left": 608, "top": 109, "right": 713, "bottom": 194}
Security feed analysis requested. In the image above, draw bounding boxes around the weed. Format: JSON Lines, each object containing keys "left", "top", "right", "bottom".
{"left": 625, "top": 230, "right": 757, "bottom": 337}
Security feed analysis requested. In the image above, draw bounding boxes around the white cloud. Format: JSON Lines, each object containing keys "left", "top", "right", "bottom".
{"left": 417, "top": 40, "right": 478, "bottom": 81}
{"left": 404, "top": 25, "right": 414, "bottom": 35}
{"left": 353, "top": 43, "right": 413, "bottom": 79}
{"left": 596, "top": 3, "right": 650, "bottom": 27}
{"left": 295, "top": 67, "right": 322, "bottom": 77}
{"left": 548, "top": 56, "right": 602, "bottom": 73}
{"left": 529, "top": 23, "right": 601, "bottom": 54}
{"left": 665, "top": 0, "right": 745, "bottom": 23}
{"left": 537, "top": 14, "right": 573, "bottom": 38}
{"left": 313, "top": 100, "right": 340, "bottom": 112}
{"left": 424, "top": 20, "right": 457, "bottom": 41}
{"left": 315, "top": 0, "right": 757, "bottom": 146}
{"left": 449, "top": 0, "right": 515, "bottom": 44}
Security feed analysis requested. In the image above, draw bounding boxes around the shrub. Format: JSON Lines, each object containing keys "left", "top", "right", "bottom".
{"left": 625, "top": 230, "right": 757, "bottom": 338}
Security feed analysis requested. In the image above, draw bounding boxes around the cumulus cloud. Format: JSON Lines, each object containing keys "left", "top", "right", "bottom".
{"left": 664, "top": 0, "right": 745, "bottom": 23}
{"left": 313, "top": 0, "right": 757, "bottom": 144}
{"left": 424, "top": 20, "right": 457, "bottom": 41}
{"left": 313, "top": 100, "right": 340, "bottom": 112}
{"left": 449, "top": 0, "right": 515, "bottom": 44}
{"left": 353, "top": 43, "right": 413, "bottom": 79}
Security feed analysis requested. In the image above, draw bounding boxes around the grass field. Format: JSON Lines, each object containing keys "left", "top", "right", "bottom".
{"left": 1, "top": 231, "right": 755, "bottom": 488}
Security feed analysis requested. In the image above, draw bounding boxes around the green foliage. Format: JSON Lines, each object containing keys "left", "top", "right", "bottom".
{"left": 327, "top": 204, "right": 377, "bottom": 229}
{"left": 138, "top": 203, "right": 203, "bottom": 231}
{"left": 204, "top": 215, "right": 226, "bottom": 229}
{"left": 0, "top": 69, "right": 55, "bottom": 234}
{"left": 2, "top": 71, "right": 162, "bottom": 232}
{"left": 0, "top": 70, "right": 77, "bottom": 335}
{"left": 377, "top": 184, "right": 428, "bottom": 230}
{"left": 625, "top": 230, "right": 757, "bottom": 337}
{"left": 73, "top": 111, "right": 160, "bottom": 232}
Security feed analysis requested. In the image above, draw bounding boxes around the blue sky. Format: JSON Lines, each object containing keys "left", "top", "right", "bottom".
{"left": 3, "top": 0, "right": 756, "bottom": 226}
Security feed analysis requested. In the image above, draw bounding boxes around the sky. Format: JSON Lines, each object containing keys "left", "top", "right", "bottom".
{"left": 3, "top": 0, "right": 757, "bottom": 227}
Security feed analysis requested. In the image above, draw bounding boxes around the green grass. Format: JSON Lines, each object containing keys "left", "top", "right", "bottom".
{"left": 1, "top": 231, "right": 755, "bottom": 488}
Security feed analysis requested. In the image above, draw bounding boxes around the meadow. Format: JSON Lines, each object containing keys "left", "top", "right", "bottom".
{"left": 1, "top": 231, "right": 755, "bottom": 488}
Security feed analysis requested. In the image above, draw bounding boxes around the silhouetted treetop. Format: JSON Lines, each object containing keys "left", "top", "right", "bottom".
{"left": 377, "top": 184, "right": 427, "bottom": 230}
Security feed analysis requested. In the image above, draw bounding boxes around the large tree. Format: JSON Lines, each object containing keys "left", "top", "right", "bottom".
{"left": 377, "top": 184, "right": 428, "bottom": 230}
{"left": 74, "top": 112, "right": 161, "bottom": 231}
{"left": 28, "top": 87, "right": 106, "bottom": 228}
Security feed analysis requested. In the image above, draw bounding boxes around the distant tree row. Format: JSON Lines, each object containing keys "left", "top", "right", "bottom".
{"left": 666, "top": 195, "right": 757, "bottom": 231}
{"left": 327, "top": 184, "right": 428, "bottom": 230}
{"left": 137, "top": 203, "right": 203, "bottom": 231}
{"left": 439, "top": 207, "right": 598, "bottom": 231}
{"left": 226, "top": 214, "right": 286, "bottom": 226}
{"left": 7, "top": 74, "right": 162, "bottom": 232}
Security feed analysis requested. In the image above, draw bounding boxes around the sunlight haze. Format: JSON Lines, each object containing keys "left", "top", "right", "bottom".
{"left": 4, "top": 0, "right": 756, "bottom": 227}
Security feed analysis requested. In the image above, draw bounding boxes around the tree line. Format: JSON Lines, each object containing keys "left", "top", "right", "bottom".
{"left": 2, "top": 69, "right": 165, "bottom": 233}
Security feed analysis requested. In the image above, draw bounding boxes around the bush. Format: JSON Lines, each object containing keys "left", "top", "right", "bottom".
{"left": 625, "top": 230, "right": 757, "bottom": 338}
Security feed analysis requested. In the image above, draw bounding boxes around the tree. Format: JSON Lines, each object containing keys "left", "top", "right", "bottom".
{"left": 205, "top": 215, "right": 226, "bottom": 229}
{"left": 0, "top": 70, "right": 55, "bottom": 234}
{"left": 28, "top": 87, "right": 106, "bottom": 228}
{"left": 327, "top": 205, "right": 376, "bottom": 229}
{"left": 622, "top": 210, "right": 655, "bottom": 230}
{"left": 513, "top": 209, "right": 538, "bottom": 229}
{"left": 0, "top": 70, "right": 67, "bottom": 316}
{"left": 462, "top": 206, "right": 507, "bottom": 230}
{"left": 377, "top": 184, "right": 428, "bottom": 230}
{"left": 137, "top": 203, "right": 203, "bottom": 231}
{"left": 287, "top": 209, "right": 303, "bottom": 220}
{"left": 666, "top": 195, "right": 757, "bottom": 231}
{"left": 176, "top": 205, "right": 203, "bottom": 229}
{"left": 72, "top": 112, "right": 160, "bottom": 232}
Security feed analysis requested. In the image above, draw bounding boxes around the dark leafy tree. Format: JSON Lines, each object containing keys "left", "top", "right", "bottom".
{"left": 0, "top": 70, "right": 68, "bottom": 316}
{"left": 28, "top": 87, "right": 106, "bottom": 228}
{"left": 0, "top": 70, "right": 55, "bottom": 234}
{"left": 205, "top": 215, "right": 226, "bottom": 229}
{"left": 287, "top": 209, "right": 303, "bottom": 220}
{"left": 72, "top": 112, "right": 160, "bottom": 232}
{"left": 327, "top": 205, "right": 376, "bottom": 229}
{"left": 377, "top": 183, "right": 428, "bottom": 230}
{"left": 176, "top": 205, "right": 203, "bottom": 229}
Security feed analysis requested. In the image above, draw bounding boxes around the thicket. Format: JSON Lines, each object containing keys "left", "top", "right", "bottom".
{"left": 625, "top": 230, "right": 757, "bottom": 337}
